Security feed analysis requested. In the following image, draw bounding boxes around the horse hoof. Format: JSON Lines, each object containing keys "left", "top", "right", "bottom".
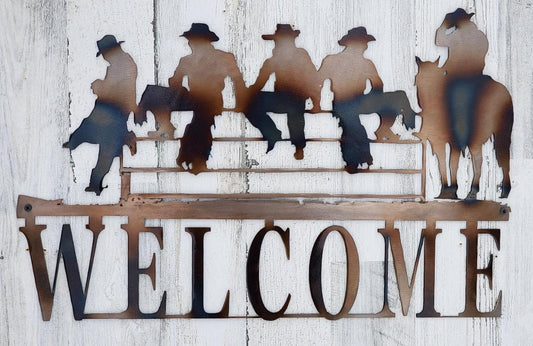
{"left": 438, "top": 185, "right": 458, "bottom": 199}
{"left": 466, "top": 185, "right": 479, "bottom": 200}
{"left": 500, "top": 185, "right": 511, "bottom": 198}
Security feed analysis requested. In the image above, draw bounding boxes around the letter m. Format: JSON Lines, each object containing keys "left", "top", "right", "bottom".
{"left": 379, "top": 225, "right": 440, "bottom": 317}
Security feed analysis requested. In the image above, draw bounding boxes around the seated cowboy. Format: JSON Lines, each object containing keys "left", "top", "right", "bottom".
{"left": 140, "top": 23, "right": 247, "bottom": 173}
{"left": 64, "top": 35, "right": 137, "bottom": 195}
{"left": 319, "top": 27, "right": 416, "bottom": 172}
{"left": 245, "top": 24, "right": 322, "bottom": 160}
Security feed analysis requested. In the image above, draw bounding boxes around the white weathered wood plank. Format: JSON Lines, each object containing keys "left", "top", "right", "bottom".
{"left": 0, "top": 0, "right": 69, "bottom": 344}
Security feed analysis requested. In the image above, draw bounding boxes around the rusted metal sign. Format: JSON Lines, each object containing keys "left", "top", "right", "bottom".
{"left": 18, "top": 9, "right": 512, "bottom": 321}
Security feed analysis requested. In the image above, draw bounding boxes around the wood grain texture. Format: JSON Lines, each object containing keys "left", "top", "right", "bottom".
{"left": 1, "top": 0, "right": 532, "bottom": 345}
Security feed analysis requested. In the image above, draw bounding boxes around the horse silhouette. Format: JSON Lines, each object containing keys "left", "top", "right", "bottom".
{"left": 415, "top": 57, "right": 513, "bottom": 198}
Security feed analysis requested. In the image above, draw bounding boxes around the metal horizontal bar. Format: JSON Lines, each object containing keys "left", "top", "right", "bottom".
{"left": 135, "top": 137, "right": 421, "bottom": 144}
{"left": 128, "top": 193, "right": 425, "bottom": 200}
{"left": 218, "top": 108, "right": 329, "bottom": 114}
{"left": 121, "top": 167, "right": 423, "bottom": 174}
{"left": 81, "top": 313, "right": 394, "bottom": 319}
{"left": 17, "top": 195, "right": 510, "bottom": 222}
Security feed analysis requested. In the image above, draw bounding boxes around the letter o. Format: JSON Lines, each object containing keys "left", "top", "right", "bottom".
{"left": 309, "top": 225, "right": 360, "bottom": 320}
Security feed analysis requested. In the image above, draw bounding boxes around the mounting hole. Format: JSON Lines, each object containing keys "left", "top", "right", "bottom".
{"left": 24, "top": 204, "right": 32, "bottom": 212}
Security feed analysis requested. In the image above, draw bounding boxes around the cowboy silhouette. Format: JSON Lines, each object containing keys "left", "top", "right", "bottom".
{"left": 416, "top": 9, "right": 513, "bottom": 199}
{"left": 134, "top": 34, "right": 195, "bottom": 136}
{"left": 245, "top": 24, "right": 321, "bottom": 160}
{"left": 319, "top": 27, "right": 417, "bottom": 172}
{"left": 64, "top": 35, "right": 137, "bottom": 195}
{"left": 164, "top": 23, "right": 247, "bottom": 173}
{"left": 435, "top": 8, "right": 488, "bottom": 77}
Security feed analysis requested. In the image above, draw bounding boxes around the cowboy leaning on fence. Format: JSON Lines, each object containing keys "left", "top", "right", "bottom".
{"left": 64, "top": 35, "right": 137, "bottom": 195}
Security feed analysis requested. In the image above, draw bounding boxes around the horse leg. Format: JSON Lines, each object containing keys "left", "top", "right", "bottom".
{"left": 434, "top": 144, "right": 455, "bottom": 199}
{"left": 448, "top": 147, "right": 461, "bottom": 198}
{"left": 494, "top": 132, "right": 512, "bottom": 198}
{"left": 468, "top": 145, "right": 483, "bottom": 199}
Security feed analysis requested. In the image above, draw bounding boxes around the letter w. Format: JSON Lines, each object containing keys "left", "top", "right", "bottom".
{"left": 21, "top": 224, "right": 99, "bottom": 321}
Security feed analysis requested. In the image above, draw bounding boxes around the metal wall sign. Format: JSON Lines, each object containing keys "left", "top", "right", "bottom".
{"left": 17, "top": 8, "right": 511, "bottom": 321}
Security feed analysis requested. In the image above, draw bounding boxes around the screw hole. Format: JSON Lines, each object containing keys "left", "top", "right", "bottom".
{"left": 24, "top": 204, "right": 32, "bottom": 212}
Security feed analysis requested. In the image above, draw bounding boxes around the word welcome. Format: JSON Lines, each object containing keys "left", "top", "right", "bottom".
{"left": 21, "top": 221, "right": 501, "bottom": 321}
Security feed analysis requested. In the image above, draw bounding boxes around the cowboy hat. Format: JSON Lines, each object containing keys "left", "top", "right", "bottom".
{"left": 338, "top": 27, "right": 375, "bottom": 46}
{"left": 96, "top": 35, "right": 124, "bottom": 57}
{"left": 443, "top": 8, "right": 474, "bottom": 27}
{"left": 262, "top": 24, "right": 300, "bottom": 40}
{"left": 181, "top": 23, "right": 219, "bottom": 42}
